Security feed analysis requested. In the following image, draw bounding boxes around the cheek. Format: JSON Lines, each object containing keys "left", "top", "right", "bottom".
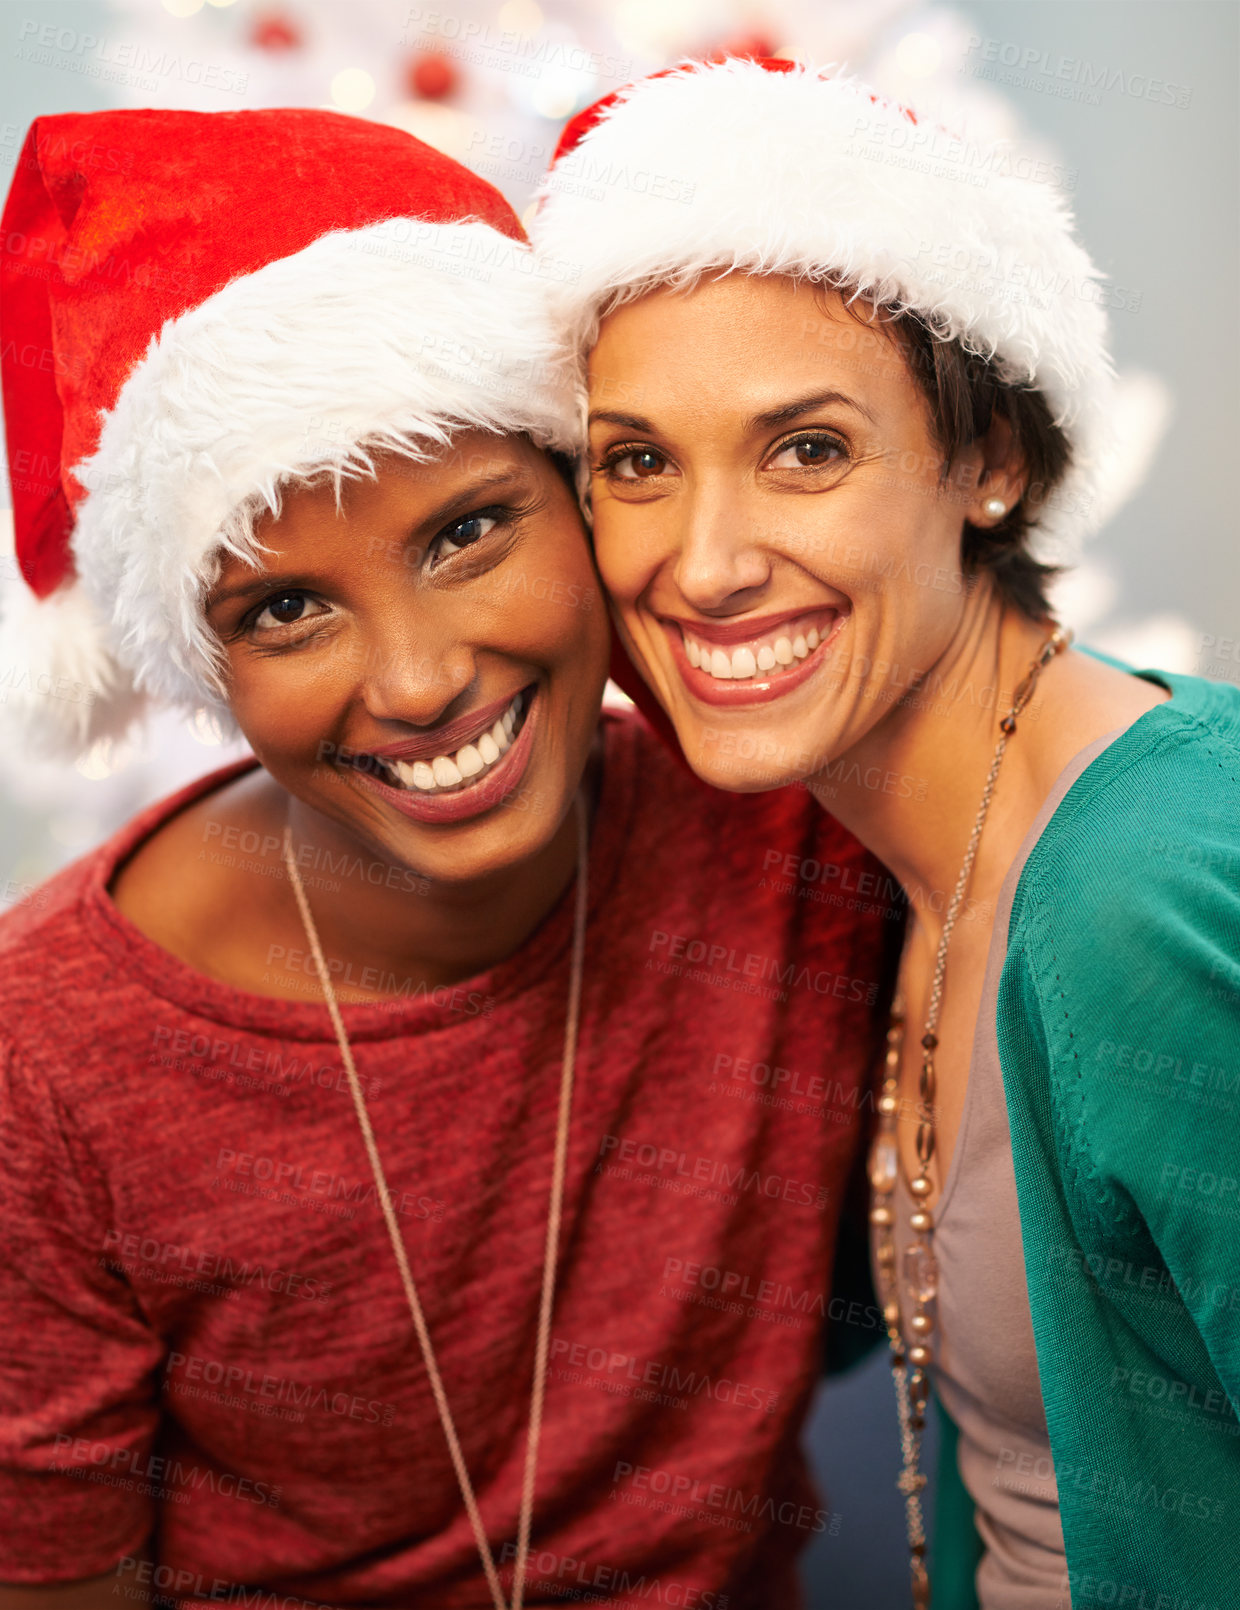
{"left": 813, "top": 483, "right": 963, "bottom": 603}
{"left": 225, "top": 651, "right": 351, "bottom": 758}
{"left": 501, "top": 523, "right": 607, "bottom": 650}
{"left": 515, "top": 601, "right": 597, "bottom": 668}
{"left": 589, "top": 502, "right": 656, "bottom": 608}
{"left": 483, "top": 559, "right": 609, "bottom": 689}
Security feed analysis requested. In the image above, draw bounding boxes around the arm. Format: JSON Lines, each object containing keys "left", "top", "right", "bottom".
{"left": 0, "top": 1040, "right": 164, "bottom": 1584}
{"left": 1029, "top": 789, "right": 1240, "bottom": 1408}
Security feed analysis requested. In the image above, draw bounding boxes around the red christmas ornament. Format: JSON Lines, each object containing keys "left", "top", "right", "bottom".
{"left": 250, "top": 11, "right": 303, "bottom": 51}
{"left": 407, "top": 51, "right": 458, "bottom": 100}
{"left": 706, "top": 32, "right": 777, "bottom": 63}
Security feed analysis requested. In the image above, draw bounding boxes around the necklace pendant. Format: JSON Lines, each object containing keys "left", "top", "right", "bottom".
{"left": 903, "top": 1241, "right": 939, "bottom": 1307}
{"left": 869, "top": 1133, "right": 899, "bottom": 1193}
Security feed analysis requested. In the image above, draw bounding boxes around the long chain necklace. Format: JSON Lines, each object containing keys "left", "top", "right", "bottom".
{"left": 281, "top": 793, "right": 589, "bottom": 1610}
{"left": 868, "top": 625, "right": 1070, "bottom": 1610}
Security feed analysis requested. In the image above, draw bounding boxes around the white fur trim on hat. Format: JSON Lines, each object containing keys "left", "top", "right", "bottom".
{"left": 0, "top": 573, "right": 146, "bottom": 760}
{"left": 532, "top": 57, "right": 1117, "bottom": 563}
{"left": 62, "top": 217, "right": 576, "bottom": 740}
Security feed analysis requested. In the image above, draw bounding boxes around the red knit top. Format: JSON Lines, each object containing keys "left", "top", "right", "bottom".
{"left": 0, "top": 708, "right": 892, "bottom": 1607}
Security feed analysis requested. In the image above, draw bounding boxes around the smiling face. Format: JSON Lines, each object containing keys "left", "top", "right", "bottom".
{"left": 205, "top": 431, "right": 609, "bottom": 883}
{"left": 587, "top": 275, "right": 1025, "bottom": 791}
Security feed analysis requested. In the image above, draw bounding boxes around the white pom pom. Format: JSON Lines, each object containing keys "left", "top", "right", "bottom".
{"left": 0, "top": 576, "right": 147, "bottom": 761}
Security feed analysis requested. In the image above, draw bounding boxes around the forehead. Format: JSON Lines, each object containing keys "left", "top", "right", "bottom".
{"left": 588, "top": 274, "right": 914, "bottom": 426}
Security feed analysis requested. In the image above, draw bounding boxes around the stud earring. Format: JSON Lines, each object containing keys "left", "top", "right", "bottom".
{"left": 983, "top": 497, "right": 1007, "bottom": 519}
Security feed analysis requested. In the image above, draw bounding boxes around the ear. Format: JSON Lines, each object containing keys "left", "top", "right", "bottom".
{"left": 962, "top": 410, "right": 1029, "bottom": 529}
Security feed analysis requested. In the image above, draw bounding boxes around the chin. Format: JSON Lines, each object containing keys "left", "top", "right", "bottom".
{"left": 410, "top": 814, "right": 560, "bottom": 885}
{"left": 679, "top": 735, "right": 795, "bottom": 795}
{"left": 365, "top": 763, "right": 573, "bottom": 885}
{"left": 659, "top": 678, "right": 846, "bottom": 798}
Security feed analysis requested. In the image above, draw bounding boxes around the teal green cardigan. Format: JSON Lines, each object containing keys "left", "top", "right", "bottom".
{"left": 934, "top": 663, "right": 1240, "bottom": 1607}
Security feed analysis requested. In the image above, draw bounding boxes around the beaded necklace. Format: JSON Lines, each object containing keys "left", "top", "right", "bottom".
{"left": 868, "top": 626, "right": 1070, "bottom": 1608}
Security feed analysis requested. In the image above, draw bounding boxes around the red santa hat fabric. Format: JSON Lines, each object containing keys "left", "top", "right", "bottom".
{"left": 1, "top": 108, "right": 577, "bottom": 758}
{"left": 532, "top": 56, "right": 1116, "bottom": 566}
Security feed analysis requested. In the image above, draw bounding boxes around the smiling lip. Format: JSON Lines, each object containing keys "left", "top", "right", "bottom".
{"left": 364, "top": 688, "right": 518, "bottom": 764}
{"left": 349, "top": 687, "right": 539, "bottom": 825}
{"left": 662, "top": 609, "right": 848, "bottom": 708}
{"left": 667, "top": 607, "right": 840, "bottom": 647}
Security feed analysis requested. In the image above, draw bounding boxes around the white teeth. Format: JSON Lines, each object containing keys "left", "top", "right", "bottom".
{"left": 687, "top": 622, "right": 832, "bottom": 682}
{"left": 369, "top": 691, "right": 528, "bottom": 796}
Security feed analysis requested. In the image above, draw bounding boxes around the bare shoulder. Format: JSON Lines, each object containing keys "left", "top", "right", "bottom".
{"left": 1062, "top": 648, "right": 1170, "bottom": 725}
{"left": 109, "top": 765, "right": 289, "bottom": 973}
{"left": 1036, "top": 648, "right": 1170, "bottom": 773}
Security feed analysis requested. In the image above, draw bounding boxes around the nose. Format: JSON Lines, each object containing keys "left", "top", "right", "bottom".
{"left": 356, "top": 603, "right": 476, "bottom": 729}
{"left": 672, "top": 485, "right": 772, "bottom": 615}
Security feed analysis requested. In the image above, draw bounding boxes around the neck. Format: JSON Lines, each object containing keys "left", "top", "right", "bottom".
{"left": 279, "top": 747, "right": 597, "bottom": 996}
{"left": 810, "top": 586, "right": 1058, "bottom": 938}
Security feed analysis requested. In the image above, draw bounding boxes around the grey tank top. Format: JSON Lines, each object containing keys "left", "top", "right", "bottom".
{"left": 878, "top": 727, "right": 1127, "bottom": 1609}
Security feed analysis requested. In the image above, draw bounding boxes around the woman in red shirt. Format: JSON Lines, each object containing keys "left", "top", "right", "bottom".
{"left": 0, "top": 111, "right": 889, "bottom": 1607}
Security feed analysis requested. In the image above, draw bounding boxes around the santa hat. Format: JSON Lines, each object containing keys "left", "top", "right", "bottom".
{"left": 532, "top": 56, "right": 1116, "bottom": 565}
{"left": 1, "top": 108, "right": 578, "bottom": 759}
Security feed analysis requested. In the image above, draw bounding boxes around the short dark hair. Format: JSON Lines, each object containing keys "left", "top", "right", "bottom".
{"left": 832, "top": 291, "right": 1072, "bottom": 621}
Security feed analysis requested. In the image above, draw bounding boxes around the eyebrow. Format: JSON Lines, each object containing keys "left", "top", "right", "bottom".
{"left": 206, "top": 467, "right": 533, "bottom": 609}
{"left": 587, "top": 409, "right": 653, "bottom": 433}
{"left": 745, "top": 389, "right": 876, "bottom": 431}
{"left": 208, "top": 571, "right": 302, "bottom": 610}
{"left": 587, "top": 390, "right": 876, "bottom": 437}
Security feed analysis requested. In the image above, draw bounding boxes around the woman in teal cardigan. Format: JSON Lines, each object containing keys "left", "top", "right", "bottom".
{"left": 532, "top": 56, "right": 1240, "bottom": 1610}
{"left": 981, "top": 664, "right": 1239, "bottom": 1610}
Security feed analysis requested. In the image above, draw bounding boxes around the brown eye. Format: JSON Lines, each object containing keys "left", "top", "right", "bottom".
{"left": 266, "top": 594, "right": 308, "bottom": 624}
{"left": 250, "top": 591, "right": 328, "bottom": 633}
{"left": 768, "top": 434, "right": 847, "bottom": 470}
{"left": 609, "top": 447, "right": 676, "bottom": 481}
{"left": 431, "top": 510, "right": 500, "bottom": 562}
